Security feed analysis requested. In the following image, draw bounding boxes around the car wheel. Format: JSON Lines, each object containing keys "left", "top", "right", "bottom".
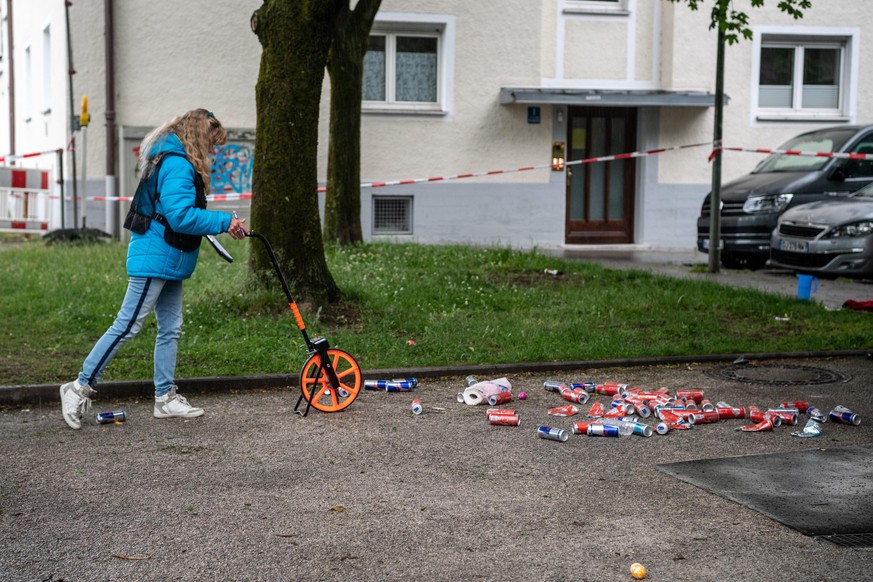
{"left": 721, "top": 252, "right": 768, "bottom": 271}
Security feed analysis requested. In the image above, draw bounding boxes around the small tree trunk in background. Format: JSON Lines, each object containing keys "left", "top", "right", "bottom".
{"left": 250, "top": 0, "right": 344, "bottom": 304}
{"left": 324, "top": 0, "right": 382, "bottom": 245}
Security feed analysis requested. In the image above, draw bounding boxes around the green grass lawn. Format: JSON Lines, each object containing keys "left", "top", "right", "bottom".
{"left": 1, "top": 239, "right": 869, "bottom": 385}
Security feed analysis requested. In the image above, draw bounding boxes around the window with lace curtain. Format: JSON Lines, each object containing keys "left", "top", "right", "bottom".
{"left": 363, "top": 29, "right": 442, "bottom": 113}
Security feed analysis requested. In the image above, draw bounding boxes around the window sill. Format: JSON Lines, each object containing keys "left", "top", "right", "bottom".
{"left": 562, "top": 8, "right": 630, "bottom": 16}
{"left": 363, "top": 106, "right": 447, "bottom": 117}
{"left": 756, "top": 113, "right": 851, "bottom": 123}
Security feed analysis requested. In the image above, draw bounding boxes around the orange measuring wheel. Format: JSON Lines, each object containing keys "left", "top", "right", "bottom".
{"left": 299, "top": 348, "right": 362, "bottom": 413}
{"left": 245, "top": 231, "right": 363, "bottom": 417}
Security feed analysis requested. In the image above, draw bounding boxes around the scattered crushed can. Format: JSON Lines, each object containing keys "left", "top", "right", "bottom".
{"left": 536, "top": 426, "right": 569, "bottom": 442}
{"left": 586, "top": 424, "right": 620, "bottom": 437}
{"left": 829, "top": 405, "right": 861, "bottom": 426}
{"left": 96, "top": 410, "right": 126, "bottom": 424}
{"left": 490, "top": 414, "right": 520, "bottom": 426}
{"left": 411, "top": 399, "right": 423, "bottom": 415}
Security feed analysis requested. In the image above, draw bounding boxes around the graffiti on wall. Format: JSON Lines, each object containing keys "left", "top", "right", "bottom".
{"left": 212, "top": 143, "right": 254, "bottom": 194}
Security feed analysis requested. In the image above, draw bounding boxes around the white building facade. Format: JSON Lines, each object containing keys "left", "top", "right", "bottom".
{"left": 1, "top": 0, "right": 869, "bottom": 250}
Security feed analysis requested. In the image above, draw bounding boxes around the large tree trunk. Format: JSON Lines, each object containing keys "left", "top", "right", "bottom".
{"left": 323, "top": 0, "right": 382, "bottom": 245}
{"left": 250, "top": 0, "right": 344, "bottom": 305}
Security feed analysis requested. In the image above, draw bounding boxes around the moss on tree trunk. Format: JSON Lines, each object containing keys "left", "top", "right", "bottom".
{"left": 250, "top": 0, "right": 344, "bottom": 305}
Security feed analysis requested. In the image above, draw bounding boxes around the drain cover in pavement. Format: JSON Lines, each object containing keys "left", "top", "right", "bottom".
{"left": 707, "top": 363, "right": 850, "bottom": 386}
{"left": 655, "top": 444, "right": 873, "bottom": 546}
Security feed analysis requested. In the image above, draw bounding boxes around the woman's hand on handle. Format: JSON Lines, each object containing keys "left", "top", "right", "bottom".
{"left": 228, "top": 212, "right": 248, "bottom": 240}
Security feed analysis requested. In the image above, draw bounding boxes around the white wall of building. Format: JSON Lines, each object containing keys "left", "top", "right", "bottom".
{"left": 2, "top": 0, "right": 871, "bottom": 251}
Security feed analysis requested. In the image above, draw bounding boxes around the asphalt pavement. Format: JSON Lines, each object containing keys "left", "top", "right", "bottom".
{"left": 2, "top": 246, "right": 871, "bottom": 581}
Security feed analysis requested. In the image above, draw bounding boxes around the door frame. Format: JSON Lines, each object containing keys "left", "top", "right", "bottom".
{"left": 565, "top": 106, "right": 637, "bottom": 245}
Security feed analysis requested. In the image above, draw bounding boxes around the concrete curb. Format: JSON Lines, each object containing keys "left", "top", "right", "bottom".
{"left": 2, "top": 349, "right": 868, "bottom": 407}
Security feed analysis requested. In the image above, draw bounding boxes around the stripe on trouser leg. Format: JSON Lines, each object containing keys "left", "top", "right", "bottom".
{"left": 87, "top": 278, "right": 153, "bottom": 386}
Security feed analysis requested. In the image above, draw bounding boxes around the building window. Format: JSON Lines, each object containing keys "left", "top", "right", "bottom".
{"left": 757, "top": 36, "right": 848, "bottom": 119}
{"left": 372, "top": 196, "right": 413, "bottom": 235}
{"left": 42, "top": 25, "right": 52, "bottom": 113}
{"left": 564, "top": 0, "right": 629, "bottom": 15}
{"left": 363, "top": 22, "right": 446, "bottom": 114}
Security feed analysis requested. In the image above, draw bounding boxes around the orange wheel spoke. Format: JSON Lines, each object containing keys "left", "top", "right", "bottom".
{"left": 298, "top": 349, "right": 361, "bottom": 412}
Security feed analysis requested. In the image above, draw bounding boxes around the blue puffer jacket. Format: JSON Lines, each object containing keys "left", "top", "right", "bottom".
{"left": 127, "top": 134, "right": 231, "bottom": 280}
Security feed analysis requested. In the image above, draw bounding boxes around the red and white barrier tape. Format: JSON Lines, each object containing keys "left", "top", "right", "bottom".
{"left": 0, "top": 148, "right": 62, "bottom": 164}
{"left": 713, "top": 145, "right": 873, "bottom": 161}
{"left": 81, "top": 139, "right": 873, "bottom": 204}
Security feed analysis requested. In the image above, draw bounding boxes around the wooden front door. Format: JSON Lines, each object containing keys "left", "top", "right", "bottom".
{"left": 565, "top": 107, "right": 636, "bottom": 244}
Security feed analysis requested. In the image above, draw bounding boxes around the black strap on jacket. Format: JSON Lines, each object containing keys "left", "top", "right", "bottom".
{"left": 123, "top": 153, "right": 207, "bottom": 252}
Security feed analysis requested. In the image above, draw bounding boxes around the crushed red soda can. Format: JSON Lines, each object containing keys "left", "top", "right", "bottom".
{"left": 488, "top": 392, "right": 513, "bottom": 406}
{"left": 610, "top": 400, "right": 634, "bottom": 415}
{"left": 700, "top": 399, "right": 715, "bottom": 412}
{"left": 781, "top": 401, "right": 810, "bottom": 413}
{"left": 602, "top": 407, "right": 627, "bottom": 419}
{"left": 548, "top": 405, "right": 579, "bottom": 417}
{"left": 587, "top": 402, "right": 605, "bottom": 419}
{"left": 489, "top": 414, "right": 520, "bottom": 426}
{"left": 737, "top": 418, "right": 774, "bottom": 432}
{"left": 676, "top": 389, "right": 704, "bottom": 404}
{"left": 486, "top": 408, "right": 518, "bottom": 416}
{"left": 766, "top": 408, "right": 799, "bottom": 425}
{"left": 716, "top": 406, "right": 746, "bottom": 420}
{"left": 596, "top": 382, "right": 626, "bottom": 396}
{"left": 748, "top": 409, "right": 783, "bottom": 427}
{"left": 571, "top": 421, "right": 592, "bottom": 435}
{"left": 688, "top": 411, "right": 720, "bottom": 424}
{"left": 560, "top": 386, "right": 589, "bottom": 405}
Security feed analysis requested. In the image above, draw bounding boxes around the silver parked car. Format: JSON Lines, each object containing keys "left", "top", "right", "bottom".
{"left": 770, "top": 182, "right": 873, "bottom": 279}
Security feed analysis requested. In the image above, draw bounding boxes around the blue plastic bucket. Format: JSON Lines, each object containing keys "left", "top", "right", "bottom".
{"left": 796, "top": 274, "right": 818, "bottom": 301}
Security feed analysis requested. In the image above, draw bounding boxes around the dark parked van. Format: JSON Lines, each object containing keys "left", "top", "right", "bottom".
{"left": 697, "top": 125, "right": 873, "bottom": 269}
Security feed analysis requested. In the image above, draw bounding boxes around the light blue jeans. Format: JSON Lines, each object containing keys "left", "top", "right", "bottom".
{"left": 79, "top": 277, "right": 183, "bottom": 397}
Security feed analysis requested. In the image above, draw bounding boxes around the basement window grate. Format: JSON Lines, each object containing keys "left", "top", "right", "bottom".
{"left": 373, "top": 196, "right": 413, "bottom": 235}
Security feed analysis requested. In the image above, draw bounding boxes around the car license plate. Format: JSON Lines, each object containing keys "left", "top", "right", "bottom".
{"left": 779, "top": 239, "right": 809, "bottom": 253}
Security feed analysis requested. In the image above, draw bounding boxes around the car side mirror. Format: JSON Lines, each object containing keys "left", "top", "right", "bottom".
{"left": 827, "top": 162, "right": 848, "bottom": 181}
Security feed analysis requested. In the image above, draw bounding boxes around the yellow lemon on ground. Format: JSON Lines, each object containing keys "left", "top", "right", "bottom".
{"left": 630, "top": 562, "right": 647, "bottom": 579}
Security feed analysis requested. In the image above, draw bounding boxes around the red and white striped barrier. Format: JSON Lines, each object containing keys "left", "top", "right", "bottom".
{"left": 0, "top": 148, "right": 62, "bottom": 165}
{"left": 0, "top": 166, "right": 51, "bottom": 190}
{"left": 89, "top": 139, "right": 873, "bottom": 206}
{"left": 713, "top": 145, "right": 873, "bottom": 161}
{"left": 0, "top": 166, "right": 53, "bottom": 234}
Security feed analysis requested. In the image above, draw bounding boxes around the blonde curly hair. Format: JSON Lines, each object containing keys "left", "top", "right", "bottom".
{"left": 139, "top": 108, "right": 228, "bottom": 194}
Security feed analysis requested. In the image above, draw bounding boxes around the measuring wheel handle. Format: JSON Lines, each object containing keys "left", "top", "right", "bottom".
{"left": 244, "top": 230, "right": 363, "bottom": 416}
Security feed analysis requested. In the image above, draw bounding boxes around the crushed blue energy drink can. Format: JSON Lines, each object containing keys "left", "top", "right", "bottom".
{"left": 829, "top": 405, "right": 861, "bottom": 426}
{"left": 96, "top": 410, "right": 126, "bottom": 424}
{"left": 807, "top": 406, "right": 827, "bottom": 422}
{"left": 536, "top": 425, "right": 569, "bottom": 442}
{"left": 364, "top": 379, "right": 417, "bottom": 392}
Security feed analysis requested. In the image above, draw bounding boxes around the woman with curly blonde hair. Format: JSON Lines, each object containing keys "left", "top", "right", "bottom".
{"left": 59, "top": 109, "right": 248, "bottom": 429}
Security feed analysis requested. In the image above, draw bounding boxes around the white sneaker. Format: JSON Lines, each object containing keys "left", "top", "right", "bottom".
{"left": 154, "top": 387, "right": 204, "bottom": 419}
{"left": 60, "top": 380, "right": 96, "bottom": 430}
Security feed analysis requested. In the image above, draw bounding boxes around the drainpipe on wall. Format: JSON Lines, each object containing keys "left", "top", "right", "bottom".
{"left": 104, "top": 0, "right": 117, "bottom": 237}
{"left": 5, "top": 0, "right": 15, "bottom": 156}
